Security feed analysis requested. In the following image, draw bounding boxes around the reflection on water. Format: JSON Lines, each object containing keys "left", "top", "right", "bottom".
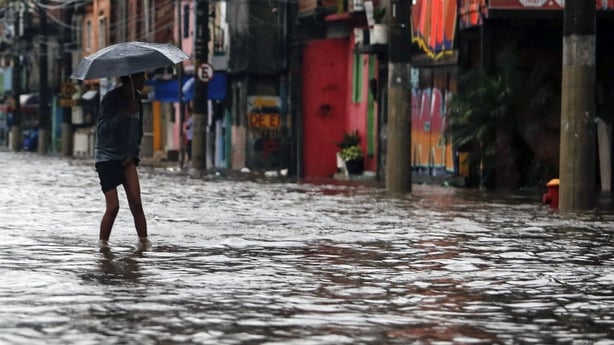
{"left": 91, "top": 248, "right": 144, "bottom": 284}
{"left": 0, "top": 151, "right": 613, "bottom": 344}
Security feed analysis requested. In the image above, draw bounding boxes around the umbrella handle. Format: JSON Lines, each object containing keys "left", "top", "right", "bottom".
{"left": 129, "top": 75, "right": 135, "bottom": 100}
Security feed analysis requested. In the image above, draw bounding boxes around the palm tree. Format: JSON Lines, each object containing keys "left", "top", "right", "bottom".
{"left": 447, "top": 46, "right": 560, "bottom": 189}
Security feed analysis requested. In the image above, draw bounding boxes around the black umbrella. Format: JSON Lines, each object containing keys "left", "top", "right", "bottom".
{"left": 69, "top": 41, "right": 190, "bottom": 80}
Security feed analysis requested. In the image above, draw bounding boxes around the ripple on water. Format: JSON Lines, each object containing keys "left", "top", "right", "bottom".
{"left": 0, "top": 151, "right": 614, "bottom": 344}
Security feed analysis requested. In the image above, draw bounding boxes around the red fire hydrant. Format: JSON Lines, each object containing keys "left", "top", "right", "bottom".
{"left": 542, "top": 178, "right": 560, "bottom": 209}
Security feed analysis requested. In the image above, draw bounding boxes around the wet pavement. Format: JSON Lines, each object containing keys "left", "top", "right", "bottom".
{"left": 0, "top": 150, "right": 613, "bottom": 345}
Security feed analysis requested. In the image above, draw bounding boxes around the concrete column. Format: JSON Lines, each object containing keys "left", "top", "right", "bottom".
{"left": 9, "top": 126, "right": 20, "bottom": 151}
{"left": 192, "top": 0, "right": 209, "bottom": 170}
{"left": 61, "top": 122, "right": 72, "bottom": 156}
{"left": 385, "top": 0, "right": 412, "bottom": 193}
{"left": 38, "top": 129, "right": 47, "bottom": 154}
{"left": 559, "top": 0, "right": 596, "bottom": 211}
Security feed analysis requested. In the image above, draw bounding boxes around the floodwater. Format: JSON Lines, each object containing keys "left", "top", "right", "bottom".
{"left": 0, "top": 150, "right": 613, "bottom": 345}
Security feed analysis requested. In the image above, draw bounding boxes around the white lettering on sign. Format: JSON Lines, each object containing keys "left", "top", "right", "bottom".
{"left": 519, "top": 0, "right": 548, "bottom": 6}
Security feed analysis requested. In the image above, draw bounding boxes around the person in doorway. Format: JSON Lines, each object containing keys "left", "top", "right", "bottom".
{"left": 183, "top": 105, "right": 193, "bottom": 164}
{"left": 94, "top": 72, "right": 149, "bottom": 248}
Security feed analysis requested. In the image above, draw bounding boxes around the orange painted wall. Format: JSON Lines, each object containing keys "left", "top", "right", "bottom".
{"left": 82, "top": 1, "right": 111, "bottom": 55}
{"left": 302, "top": 39, "right": 350, "bottom": 178}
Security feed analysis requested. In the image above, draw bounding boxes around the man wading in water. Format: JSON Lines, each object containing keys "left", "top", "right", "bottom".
{"left": 94, "top": 72, "right": 149, "bottom": 249}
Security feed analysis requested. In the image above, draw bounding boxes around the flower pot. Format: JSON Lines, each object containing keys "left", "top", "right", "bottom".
{"left": 336, "top": 152, "right": 346, "bottom": 171}
{"left": 345, "top": 157, "right": 364, "bottom": 175}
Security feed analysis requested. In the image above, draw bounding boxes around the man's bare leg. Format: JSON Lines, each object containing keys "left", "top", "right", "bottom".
{"left": 100, "top": 188, "right": 120, "bottom": 242}
{"left": 123, "top": 161, "right": 148, "bottom": 240}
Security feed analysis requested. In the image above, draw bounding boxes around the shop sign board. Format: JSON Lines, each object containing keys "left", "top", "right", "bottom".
{"left": 489, "top": 0, "right": 613, "bottom": 10}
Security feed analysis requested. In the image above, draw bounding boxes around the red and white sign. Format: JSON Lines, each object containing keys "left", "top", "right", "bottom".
{"left": 196, "top": 63, "right": 214, "bottom": 82}
{"left": 519, "top": 0, "right": 547, "bottom": 6}
{"left": 489, "top": 0, "right": 559, "bottom": 9}
{"left": 489, "top": 0, "right": 613, "bottom": 9}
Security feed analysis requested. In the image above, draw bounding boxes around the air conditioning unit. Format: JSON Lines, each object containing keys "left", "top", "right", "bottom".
{"left": 354, "top": 28, "right": 370, "bottom": 46}
{"left": 350, "top": 0, "right": 365, "bottom": 12}
{"left": 72, "top": 106, "right": 83, "bottom": 124}
{"left": 73, "top": 128, "right": 93, "bottom": 157}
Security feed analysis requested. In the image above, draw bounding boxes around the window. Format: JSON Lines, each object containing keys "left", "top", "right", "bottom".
{"left": 72, "top": 16, "right": 82, "bottom": 49}
{"left": 183, "top": 4, "right": 190, "bottom": 38}
{"left": 145, "top": 0, "right": 155, "bottom": 40}
{"left": 86, "top": 20, "right": 92, "bottom": 51}
{"left": 98, "top": 17, "right": 107, "bottom": 48}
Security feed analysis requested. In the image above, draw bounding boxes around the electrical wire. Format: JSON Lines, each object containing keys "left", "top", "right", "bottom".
{"left": 8, "top": 0, "right": 311, "bottom": 51}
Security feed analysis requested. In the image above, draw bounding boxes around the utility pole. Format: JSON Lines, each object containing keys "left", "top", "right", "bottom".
{"left": 559, "top": 0, "right": 596, "bottom": 211}
{"left": 385, "top": 0, "right": 412, "bottom": 193}
{"left": 192, "top": 0, "right": 209, "bottom": 170}
{"left": 61, "top": 4, "right": 73, "bottom": 156}
{"left": 177, "top": 0, "right": 186, "bottom": 168}
{"left": 10, "top": 54, "right": 21, "bottom": 152}
{"left": 38, "top": 2, "right": 48, "bottom": 154}
{"left": 10, "top": 1, "right": 23, "bottom": 152}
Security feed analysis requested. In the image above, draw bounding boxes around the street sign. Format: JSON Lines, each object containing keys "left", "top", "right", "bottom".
{"left": 196, "top": 63, "right": 214, "bottom": 82}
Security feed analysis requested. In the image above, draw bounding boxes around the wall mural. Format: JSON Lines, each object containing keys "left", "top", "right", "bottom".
{"left": 459, "top": 0, "right": 488, "bottom": 28}
{"left": 411, "top": 87, "right": 455, "bottom": 174}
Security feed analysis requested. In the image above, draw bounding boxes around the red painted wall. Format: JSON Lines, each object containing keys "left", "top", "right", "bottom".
{"left": 302, "top": 39, "right": 350, "bottom": 178}
{"left": 346, "top": 54, "right": 375, "bottom": 172}
{"left": 346, "top": 56, "right": 365, "bottom": 133}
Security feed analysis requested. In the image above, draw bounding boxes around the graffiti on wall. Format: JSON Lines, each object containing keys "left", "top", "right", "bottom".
{"left": 247, "top": 96, "right": 283, "bottom": 169}
{"left": 411, "top": 87, "right": 455, "bottom": 174}
{"left": 459, "top": 0, "right": 488, "bottom": 28}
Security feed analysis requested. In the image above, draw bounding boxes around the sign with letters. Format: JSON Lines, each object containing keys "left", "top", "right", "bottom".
{"left": 196, "top": 63, "right": 214, "bottom": 82}
{"left": 489, "top": 0, "right": 613, "bottom": 9}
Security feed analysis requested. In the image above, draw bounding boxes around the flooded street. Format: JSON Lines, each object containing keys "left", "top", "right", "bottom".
{"left": 1, "top": 150, "right": 613, "bottom": 344}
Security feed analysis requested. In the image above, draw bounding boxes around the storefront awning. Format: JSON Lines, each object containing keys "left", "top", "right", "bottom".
{"left": 20, "top": 93, "right": 39, "bottom": 107}
{"left": 148, "top": 72, "right": 227, "bottom": 103}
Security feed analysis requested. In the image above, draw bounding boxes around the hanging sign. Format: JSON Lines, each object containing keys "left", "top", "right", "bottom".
{"left": 490, "top": 0, "right": 613, "bottom": 9}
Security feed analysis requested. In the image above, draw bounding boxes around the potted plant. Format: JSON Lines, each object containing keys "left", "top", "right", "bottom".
{"left": 370, "top": 7, "right": 387, "bottom": 44}
{"left": 336, "top": 130, "right": 364, "bottom": 175}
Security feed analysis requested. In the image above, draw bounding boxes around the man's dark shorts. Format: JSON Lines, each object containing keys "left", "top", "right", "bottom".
{"left": 95, "top": 158, "right": 140, "bottom": 193}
